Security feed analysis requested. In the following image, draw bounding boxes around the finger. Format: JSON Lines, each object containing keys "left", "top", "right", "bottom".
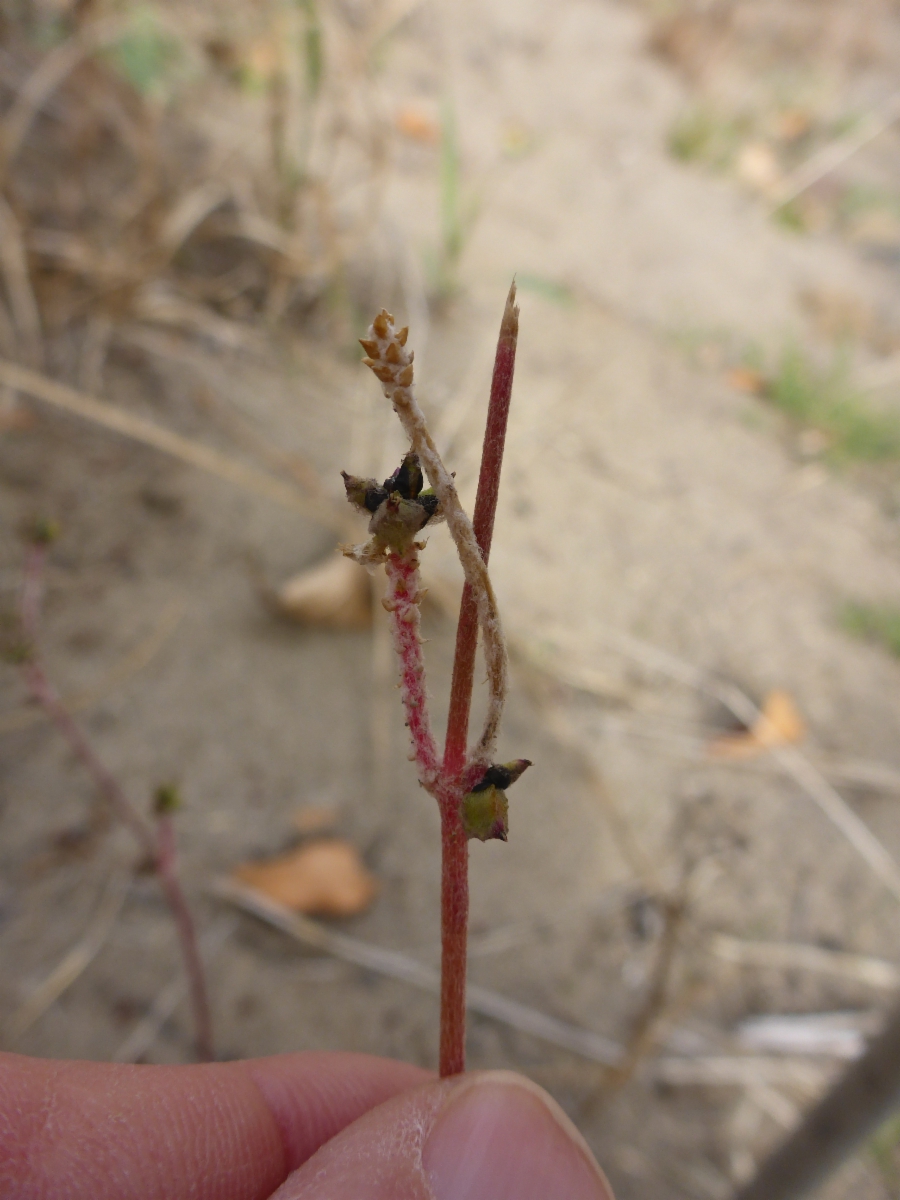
{"left": 271, "top": 1069, "right": 615, "bottom": 1200}
{"left": 0, "top": 1050, "right": 429, "bottom": 1200}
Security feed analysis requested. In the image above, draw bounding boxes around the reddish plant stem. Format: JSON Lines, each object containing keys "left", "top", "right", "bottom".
{"left": 384, "top": 547, "right": 440, "bottom": 787}
{"left": 18, "top": 543, "right": 214, "bottom": 1061}
{"left": 155, "top": 812, "right": 214, "bottom": 1062}
{"left": 22, "top": 659, "right": 157, "bottom": 859}
{"left": 438, "top": 282, "right": 520, "bottom": 1078}
{"left": 443, "top": 283, "right": 520, "bottom": 773}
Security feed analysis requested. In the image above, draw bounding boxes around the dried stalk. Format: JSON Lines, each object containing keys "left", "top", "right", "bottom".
{"left": 735, "top": 994, "right": 900, "bottom": 1200}
{"left": 154, "top": 803, "right": 214, "bottom": 1063}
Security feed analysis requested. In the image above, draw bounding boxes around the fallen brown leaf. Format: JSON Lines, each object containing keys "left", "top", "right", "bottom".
{"left": 725, "top": 366, "right": 767, "bottom": 395}
{"left": 291, "top": 806, "right": 338, "bottom": 835}
{"left": 275, "top": 554, "right": 371, "bottom": 629}
{"left": 0, "top": 401, "right": 36, "bottom": 432}
{"left": 395, "top": 105, "right": 440, "bottom": 144}
{"left": 709, "top": 688, "right": 806, "bottom": 759}
{"left": 775, "top": 109, "right": 813, "bottom": 143}
{"left": 233, "top": 839, "right": 378, "bottom": 916}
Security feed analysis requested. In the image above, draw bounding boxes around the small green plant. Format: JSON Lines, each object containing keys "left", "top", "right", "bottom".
{"left": 107, "top": 9, "right": 183, "bottom": 98}
{"left": 517, "top": 273, "right": 575, "bottom": 306}
{"left": 668, "top": 106, "right": 746, "bottom": 170}
{"left": 766, "top": 346, "right": 900, "bottom": 461}
{"left": 428, "top": 98, "right": 479, "bottom": 299}
{"left": 773, "top": 200, "right": 808, "bottom": 234}
{"left": 870, "top": 1110, "right": 900, "bottom": 1196}
{"left": 839, "top": 601, "right": 900, "bottom": 658}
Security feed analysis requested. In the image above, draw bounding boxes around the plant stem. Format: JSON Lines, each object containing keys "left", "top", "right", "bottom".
{"left": 384, "top": 546, "right": 440, "bottom": 787}
{"left": 155, "top": 812, "right": 214, "bottom": 1062}
{"left": 444, "top": 282, "right": 520, "bottom": 769}
{"left": 18, "top": 543, "right": 214, "bottom": 1061}
{"left": 438, "top": 281, "right": 520, "bottom": 1077}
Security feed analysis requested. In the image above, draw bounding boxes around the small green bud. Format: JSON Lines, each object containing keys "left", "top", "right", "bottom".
{"left": 23, "top": 516, "right": 59, "bottom": 546}
{"left": 153, "top": 783, "right": 182, "bottom": 815}
{"left": 460, "top": 784, "right": 509, "bottom": 842}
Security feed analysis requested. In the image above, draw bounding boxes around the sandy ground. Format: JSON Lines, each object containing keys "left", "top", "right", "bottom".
{"left": 4, "top": 1, "right": 900, "bottom": 1196}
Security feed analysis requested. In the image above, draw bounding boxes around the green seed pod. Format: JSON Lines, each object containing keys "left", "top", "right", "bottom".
{"left": 460, "top": 784, "right": 509, "bottom": 842}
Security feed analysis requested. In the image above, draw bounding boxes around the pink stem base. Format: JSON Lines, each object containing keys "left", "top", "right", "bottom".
{"left": 385, "top": 548, "right": 440, "bottom": 788}
{"left": 156, "top": 814, "right": 214, "bottom": 1062}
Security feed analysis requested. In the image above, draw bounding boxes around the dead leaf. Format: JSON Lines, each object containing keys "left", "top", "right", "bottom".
{"left": 291, "top": 806, "right": 338, "bottom": 835}
{"left": 725, "top": 366, "right": 767, "bottom": 395}
{"left": 233, "top": 839, "right": 378, "bottom": 916}
{"left": 709, "top": 689, "right": 805, "bottom": 759}
{"left": 275, "top": 554, "right": 371, "bottom": 629}
{"left": 395, "top": 105, "right": 440, "bottom": 144}
{"left": 775, "top": 109, "right": 812, "bottom": 143}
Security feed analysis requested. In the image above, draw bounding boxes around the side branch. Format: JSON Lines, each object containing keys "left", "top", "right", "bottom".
{"left": 384, "top": 548, "right": 440, "bottom": 789}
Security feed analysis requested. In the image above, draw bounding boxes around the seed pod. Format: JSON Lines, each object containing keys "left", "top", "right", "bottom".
{"left": 383, "top": 451, "right": 424, "bottom": 500}
{"left": 460, "top": 784, "right": 509, "bottom": 842}
{"left": 341, "top": 470, "right": 385, "bottom": 514}
{"left": 470, "top": 759, "right": 532, "bottom": 793}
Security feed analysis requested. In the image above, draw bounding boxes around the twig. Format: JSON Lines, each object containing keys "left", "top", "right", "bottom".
{"left": 15, "top": 544, "right": 213, "bottom": 1061}
{"left": 734, "top": 995, "right": 900, "bottom": 1200}
{"left": 710, "top": 935, "right": 900, "bottom": 991}
{"left": 767, "top": 91, "right": 900, "bottom": 215}
{"left": 0, "top": 195, "right": 42, "bottom": 367}
{"left": 611, "top": 895, "right": 687, "bottom": 1087}
{"left": 0, "top": 357, "right": 345, "bottom": 535}
{"left": 211, "top": 878, "right": 622, "bottom": 1066}
{"left": 4, "top": 863, "right": 130, "bottom": 1042}
{"left": 647, "top": 1056, "right": 834, "bottom": 1092}
{"left": 0, "top": 598, "right": 184, "bottom": 734}
{"left": 154, "top": 801, "right": 213, "bottom": 1062}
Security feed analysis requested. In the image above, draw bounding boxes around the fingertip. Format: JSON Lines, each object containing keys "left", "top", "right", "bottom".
{"left": 244, "top": 1052, "right": 431, "bottom": 1172}
{"left": 270, "top": 1069, "right": 613, "bottom": 1200}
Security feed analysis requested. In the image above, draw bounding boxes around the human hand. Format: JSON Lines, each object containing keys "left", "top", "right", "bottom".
{"left": 0, "top": 1050, "right": 613, "bottom": 1199}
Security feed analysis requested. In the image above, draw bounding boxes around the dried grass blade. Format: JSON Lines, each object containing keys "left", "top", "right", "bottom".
{"left": 0, "top": 358, "right": 345, "bottom": 534}
{"left": 211, "top": 878, "right": 623, "bottom": 1065}
{"left": 4, "top": 864, "right": 130, "bottom": 1042}
{"left": 0, "top": 197, "right": 41, "bottom": 367}
{"left": 0, "top": 16, "right": 128, "bottom": 174}
{"left": 590, "top": 626, "right": 900, "bottom": 907}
